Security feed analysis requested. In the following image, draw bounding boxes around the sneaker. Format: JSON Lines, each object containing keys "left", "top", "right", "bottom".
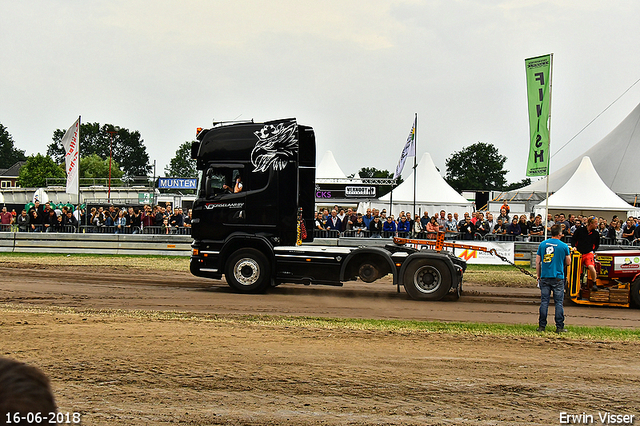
{"left": 556, "top": 327, "right": 568, "bottom": 333}
{"left": 536, "top": 326, "right": 545, "bottom": 332}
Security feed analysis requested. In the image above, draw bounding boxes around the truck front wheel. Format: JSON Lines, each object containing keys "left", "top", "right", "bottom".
{"left": 631, "top": 277, "right": 640, "bottom": 308}
{"left": 403, "top": 258, "right": 451, "bottom": 301}
{"left": 225, "top": 248, "right": 271, "bottom": 293}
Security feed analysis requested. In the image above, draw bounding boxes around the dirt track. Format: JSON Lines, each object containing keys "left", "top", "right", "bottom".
{"left": 2, "top": 261, "right": 640, "bottom": 425}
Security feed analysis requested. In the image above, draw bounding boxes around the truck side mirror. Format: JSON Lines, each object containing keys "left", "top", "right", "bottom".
{"left": 191, "top": 141, "right": 200, "bottom": 160}
{"left": 204, "top": 169, "right": 213, "bottom": 198}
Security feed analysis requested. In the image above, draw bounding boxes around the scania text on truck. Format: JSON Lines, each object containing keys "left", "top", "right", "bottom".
{"left": 188, "top": 118, "right": 466, "bottom": 301}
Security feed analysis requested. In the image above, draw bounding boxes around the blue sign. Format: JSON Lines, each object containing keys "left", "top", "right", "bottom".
{"left": 158, "top": 178, "right": 197, "bottom": 189}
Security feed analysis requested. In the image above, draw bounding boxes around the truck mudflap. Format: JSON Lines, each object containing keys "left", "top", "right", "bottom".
{"left": 189, "top": 256, "right": 223, "bottom": 280}
{"left": 398, "top": 251, "right": 463, "bottom": 301}
{"left": 190, "top": 241, "right": 223, "bottom": 280}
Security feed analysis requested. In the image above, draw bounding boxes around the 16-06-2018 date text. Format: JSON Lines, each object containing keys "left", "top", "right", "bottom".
{"left": 5, "top": 412, "right": 81, "bottom": 424}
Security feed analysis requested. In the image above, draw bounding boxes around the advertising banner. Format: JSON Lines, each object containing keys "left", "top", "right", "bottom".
{"left": 158, "top": 178, "right": 197, "bottom": 189}
{"left": 452, "top": 241, "right": 514, "bottom": 265}
{"left": 61, "top": 117, "right": 80, "bottom": 195}
{"left": 613, "top": 255, "right": 640, "bottom": 272}
{"left": 138, "top": 192, "right": 155, "bottom": 204}
{"left": 525, "top": 54, "right": 552, "bottom": 177}
{"left": 344, "top": 186, "right": 376, "bottom": 197}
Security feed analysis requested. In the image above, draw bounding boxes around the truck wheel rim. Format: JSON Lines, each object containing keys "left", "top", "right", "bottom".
{"left": 413, "top": 266, "right": 441, "bottom": 294}
{"left": 234, "top": 258, "right": 260, "bottom": 286}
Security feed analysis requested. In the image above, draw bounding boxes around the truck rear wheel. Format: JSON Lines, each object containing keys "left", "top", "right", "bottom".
{"left": 358, "top": 263, "right": 380, "bottom": 283}
{"left": 631, "top": 277, "right": 640, "bottom": 308}
{"left": 403, "top": 258, "right": 451, "bottom": 301}
{"left": 225, "top": 248, "right": 271, "bottom": 293}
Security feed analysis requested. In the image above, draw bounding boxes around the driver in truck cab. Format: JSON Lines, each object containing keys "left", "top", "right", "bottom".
{"left": 223, "top": 175, "right": 243, "bottom": 193}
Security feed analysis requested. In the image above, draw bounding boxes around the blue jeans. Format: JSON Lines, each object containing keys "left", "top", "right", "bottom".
{"left": 539, "top": 278, "right": 565, "bottom": 329}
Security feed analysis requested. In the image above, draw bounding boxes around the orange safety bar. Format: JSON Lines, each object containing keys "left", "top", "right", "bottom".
{"left": 394, "top": 232, "right": 493, "bottom": 254}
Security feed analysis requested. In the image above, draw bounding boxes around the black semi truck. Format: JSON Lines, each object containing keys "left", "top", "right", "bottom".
{"left": 189, "top": 118, "right": 466, "bottom": 301}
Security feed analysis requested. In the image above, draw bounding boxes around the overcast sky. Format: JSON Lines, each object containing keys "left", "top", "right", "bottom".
{"left": 1, "top": 0, "right": 639, "bottom": 184}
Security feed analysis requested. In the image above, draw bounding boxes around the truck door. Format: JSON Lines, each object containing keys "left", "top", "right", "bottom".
{"left": 198, "top": 166, "right": 246, "bottom": 240}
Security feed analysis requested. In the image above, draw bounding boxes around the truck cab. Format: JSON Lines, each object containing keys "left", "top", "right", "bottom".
{"left": 191, "top": 118, "right": 315, "bottom": 246}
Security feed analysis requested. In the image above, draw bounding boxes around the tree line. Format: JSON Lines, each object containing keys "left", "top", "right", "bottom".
{"left": 0, "top": 122, "right": 195, "bottom": 188}
{"left": 352, "top": 142, "right": 530, "bottom": 195}
{"left": 1, "top": 122, "right": 529, "bottom": 192}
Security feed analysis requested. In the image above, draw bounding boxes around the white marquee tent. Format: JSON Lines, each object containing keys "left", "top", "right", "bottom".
{"left": 533, "top": 156, "right": 640, "bottom": 219}
{"left": 364, "top": 152, "right": 474, "bottom": 217}
{"left": 316, "top": 150, "right": 347, "bottom": 182}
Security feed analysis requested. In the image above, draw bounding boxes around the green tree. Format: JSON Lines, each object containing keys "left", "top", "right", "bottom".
{"left": 445, "top": 142, "right": 508, "bottom": 192}
{"left": 165, "top": 141, "right": 196, "bottom": 178}
{"left": 80, "top": 154, "right": 124, "bottom": 181}
{"left": 47, "top": 122, "right": 151, "bottom": 179}
{"left": 17, "top": 154, "right": 66, "bottom": 188}
{"left": 0, "top": 123, "right": 27, "bottom": 168}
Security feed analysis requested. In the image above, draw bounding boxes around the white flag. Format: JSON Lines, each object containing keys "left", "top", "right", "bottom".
{"left": 61, "top": 117, "right": 80, "bottom": 195}
{"left": 393, "top": 117, "right": 416, "bottom": 179}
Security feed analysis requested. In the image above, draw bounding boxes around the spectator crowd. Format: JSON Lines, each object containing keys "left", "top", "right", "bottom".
{"left": 312, "top": 203, "right": 640, "bottom": 245}
{"left": 4, "top": 199, "right": 640, "bottom": 245}
{"left": 0, "top": 201, "right": 192, "bottom": 235}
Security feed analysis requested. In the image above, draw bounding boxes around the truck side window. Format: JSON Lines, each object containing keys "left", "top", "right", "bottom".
{"left": 202, "top": 167, "right": 248, "bottom": 199}
{"left": 204, "top": 168, "right": 227, "bottom": 198}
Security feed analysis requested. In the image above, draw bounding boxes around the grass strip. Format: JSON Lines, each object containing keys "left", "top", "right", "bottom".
{"left": 464, "top": 264, "right": 536, "bottom": 287}
{"left": 0, "top": 252, "right": 188, "bottom": 271}
{"left": 1, "top": 253, "right": 535, "bottom": 285}
{"left": 2, "top": 303, "right": 638, "bottom": 342}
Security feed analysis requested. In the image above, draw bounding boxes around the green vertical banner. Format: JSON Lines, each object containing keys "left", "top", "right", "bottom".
{"left": 525, "top": 54, "right": 552, "bottom": 176}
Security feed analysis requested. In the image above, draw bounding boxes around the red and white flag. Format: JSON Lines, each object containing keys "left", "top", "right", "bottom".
{"left": 61, "top": 117, "right": 80, "bottom": 195}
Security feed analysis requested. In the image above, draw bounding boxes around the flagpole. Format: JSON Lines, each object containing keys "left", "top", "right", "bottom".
{"left": 544, "top": 54, "right": 553, "bottom": 240}
{"left": 392, "top": 116, "right": 417, "bottom": 218}
{"left": 77, "top": 115, "right": 81, "bottom": 208}
{"left": 413, "top": 113, "right": 417, "bottom": 216}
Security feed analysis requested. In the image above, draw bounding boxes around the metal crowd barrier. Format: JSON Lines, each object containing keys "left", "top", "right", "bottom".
{"left": 79, "top": 225, "right": 191, "bottom": 235}
{"left": 141, "top": 226, "right": 192, "bottom": 235}
{"left": 0, "top": 223, "right": 633, "bottom": 244}
{"left": 0, "top": 224, "right": 78, "bottom": 233}
{"left": 0, "top": 225, "right": 191, "bottom": 235}
{"left": 313, "top": 229, "right": 636, "bottom": 245}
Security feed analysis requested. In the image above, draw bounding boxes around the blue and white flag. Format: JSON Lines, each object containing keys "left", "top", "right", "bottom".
{"left": 393, "top": 117, "right": 416, "bottom": 179}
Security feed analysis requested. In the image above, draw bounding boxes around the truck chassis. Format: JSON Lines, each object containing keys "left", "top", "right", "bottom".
{"left": 191, "top": 236, "right": 467, "bottom": 301}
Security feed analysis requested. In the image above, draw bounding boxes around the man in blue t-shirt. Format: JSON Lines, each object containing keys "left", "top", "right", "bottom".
{"left": 536, "top": 224, "right": 571, "bottom": 333}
